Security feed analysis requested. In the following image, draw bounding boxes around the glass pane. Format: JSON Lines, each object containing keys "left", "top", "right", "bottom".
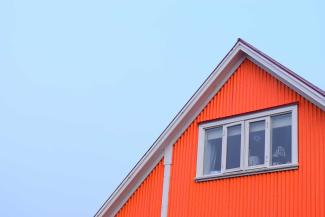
{"left": 226, "top": 124, "right": 241, "bottom": 170}
{"left": 271, "top": 113, "right": 292, "bottom": 166}
{"left": 203, "top": 127, "right": 222, "bottom": 174}
{"left": 248, "top": 120, "right": 265, "bottom": 167}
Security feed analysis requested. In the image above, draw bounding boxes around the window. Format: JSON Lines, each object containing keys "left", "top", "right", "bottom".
{"left": 225, "top": 123, "right": 243, "bottom": 171}
{"left": 203, "top": 127, "right": 222, "bottom": 174}
{"left": 271, "top": 113, "right": 292, "bottom": 166}
{"left": 247, "top": 119, "right": 266, "bottom": 167}
{"left": 196, "top": 105, "right": 297, "bottom": 180}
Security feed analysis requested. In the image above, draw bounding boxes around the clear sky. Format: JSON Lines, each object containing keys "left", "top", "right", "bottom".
{"left": 0, "top": 0, "right": 324, "bottom": 216}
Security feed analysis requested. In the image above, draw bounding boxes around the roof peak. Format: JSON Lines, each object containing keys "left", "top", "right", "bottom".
{"left": 235, "top": 39, "right": 324, "bottom": 96}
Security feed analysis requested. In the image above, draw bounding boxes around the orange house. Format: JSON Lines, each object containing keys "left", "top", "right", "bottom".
{"left": 95, "top": 39, "right": 325, "bottom": 217}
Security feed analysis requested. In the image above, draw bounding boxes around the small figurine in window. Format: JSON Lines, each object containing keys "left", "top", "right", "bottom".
{"left": 273, "top": 146, "right": 286, "bottom": 157}
{"left": 272, "top": 146, "right": 286, "bottom": 165}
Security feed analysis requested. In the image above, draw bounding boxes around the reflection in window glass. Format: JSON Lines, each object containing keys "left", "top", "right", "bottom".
{"left": 226, "top": 125, "right": 241, "bottom": 170}
{"left": 271, "top": 113, "right": 292, "bottom": 165}
{"left": 204, "top": 127, "right": 222, "bottom": 174}
{"left": 248, "top": 120, "right": 265, "bottom": 167}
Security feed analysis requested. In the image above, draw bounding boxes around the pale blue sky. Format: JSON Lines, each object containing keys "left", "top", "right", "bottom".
{"left": 0, "top": 0, "right": 324, "bottom": 216}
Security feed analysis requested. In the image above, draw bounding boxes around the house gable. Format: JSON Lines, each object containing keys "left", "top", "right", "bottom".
{"left": 168, "top": 59, "right": 325, "bottom": 216}
{"left": 95, "top": 39, "right": 325, "bottom": 217}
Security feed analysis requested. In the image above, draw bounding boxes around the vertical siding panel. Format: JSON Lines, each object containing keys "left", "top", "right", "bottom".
{"left": 172, "top": 137, "right": 180, "bottom": 217}
{"left": 280, "top": 172, "right": 284, "bottom": 216}
{"left": 288, "top": 172, "right": 291, "bottom": 217}
{"left": 224, "top": 77, "right": 229, "bottom": 117}
{"left": 176, "top": 134, "right": 182, "bottom": 217}
{"left": 305, "top": 100, "right": 310, "bottom": 217}
{"left": 310, "top": 103, "right": 315, "bottom": 217}
{"left": 313, "top": 106, "right": 316, "bottom": 216}
{"left": 181, "top": 133, "right": 187, "bottom": 217}
{"left": 219, "top": 85, "right": 224, "bottom": 117}
{"left": 171, "top": 140, "right": 178, "bottom": 217}
{"left": 150, "top": 169, "right": 155, "bottom": 216}
{"left": 229, "top": 74, "right": 235, "bottom": 115}
{"left": 257, "top": 176, "right": 261, "bottom": 216}
{"left": 231, "top": 70, "right": 237, "bottom": 115}
{"left": 183, "top": 128, "right": 191, "bottom": 217}
{"left": 148, "top": 168, "right": 155, "bottom": 216}
{"left": 186, "top": 125, "right": 193, "bottom": 217}
{"left": 314, "top": 107, "right": 318, "bottom": 217}
{"left": 228, "top": 179, "right": 232, "bottom": 217}
{"left": 211, "top": 89, "right": 217, "bottom": 119}
{"left": 254, "top": 61, "right": 259, "bottom": 109}
{"left": 142, "top": 178, "right": 147, "bottom": 217}
{"left": 237, "top": 65, "right": 243, "bottom": 113}
{"left": 258, "top": 176, "right": 262, "bottom": 216}
{"left": 315, "top": 107, "right": 320, "bottom": 217}
{"left": 185, "top": 124, "right": 197, "bottom": 216}
{"left": 319, "top": 108, "right": 325, "bottom": 217}
{"left": 303, "top": 100, "right": 311, "bottom": 216}
{"left": 201, "top": 105, "right": 208, "bottom": 217}
{"left": 167, "top": 148, "right": 174, "bottom": 217}
{"left": 320, "top": 108, "right": 324, "bottom": 216}
{"left": 298, "top": 97, "right": 303, "bottom": 217}
{"left": 141, "top": 178, "right": 146, "bottom": 216}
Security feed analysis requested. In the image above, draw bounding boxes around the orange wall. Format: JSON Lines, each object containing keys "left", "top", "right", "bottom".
{"left": 168, "top": 59, "right": 325, "bottom": 217}
{"left": 114, "top": 159, "right": 164, "bottom": 217}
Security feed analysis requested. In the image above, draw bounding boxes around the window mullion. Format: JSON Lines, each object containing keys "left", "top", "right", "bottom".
{"left": 240, "top": 121, "right": 245, "bottom": 171}
{"left": 221, "top": 126, "right": 227, "bottom": 173}
{"left": 265, "top": 116, "right": 271, "bottom": 167}
{"left": 292, "top": 106, "right": 298, "bottom": 165}
{"left": 243, "top": 120, "right": 249, "bottom": 170}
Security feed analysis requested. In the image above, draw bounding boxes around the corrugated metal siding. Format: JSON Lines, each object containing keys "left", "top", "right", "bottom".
{"left": 168, "top": 59, "right": 325, "bottom": 217}
{"left": 115, "top": 159, "right": 164, "bottom": 217}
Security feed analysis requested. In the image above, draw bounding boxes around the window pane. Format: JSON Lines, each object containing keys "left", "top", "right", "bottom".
{"left": 203, "top": 127, "right": 222, "bottom": 174}
{"left": 248, "top": 120, "right": 265, "bottom": 167}
{"left": 226, "top": 124, "right": 241, "bottom": 170}
{"left": 271, "top": 113, "right": 292, "bottom": 166}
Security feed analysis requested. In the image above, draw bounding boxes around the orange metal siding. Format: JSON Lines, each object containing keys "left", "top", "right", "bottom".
{"left": 114, "top": 159, "right": 164, "bottom": 217}
{"left": 168, "top": 59, "right": 325, "bottom": 217}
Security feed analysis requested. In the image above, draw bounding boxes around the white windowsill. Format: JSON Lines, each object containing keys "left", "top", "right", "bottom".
{"left": 195, "top": 164, "right": 298, "bottom": 182}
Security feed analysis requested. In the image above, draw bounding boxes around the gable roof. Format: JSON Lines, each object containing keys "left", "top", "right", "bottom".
{"left": 95, "top": 39, "right": 325, "bottom": 217}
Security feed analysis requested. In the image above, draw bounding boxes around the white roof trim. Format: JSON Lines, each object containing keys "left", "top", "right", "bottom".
{"left": 95, "top": 39, "right": 325, "bottom": 217}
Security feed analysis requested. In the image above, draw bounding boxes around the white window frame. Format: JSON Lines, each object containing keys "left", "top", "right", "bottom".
{"left": 222, "top": 121, "right": 245, "bottom": 173}
{"left": 196, "top": 104, "right": 298, "bottom": 181}
{"left": 244, "top": 117, "right": 270, "bottom": 170}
